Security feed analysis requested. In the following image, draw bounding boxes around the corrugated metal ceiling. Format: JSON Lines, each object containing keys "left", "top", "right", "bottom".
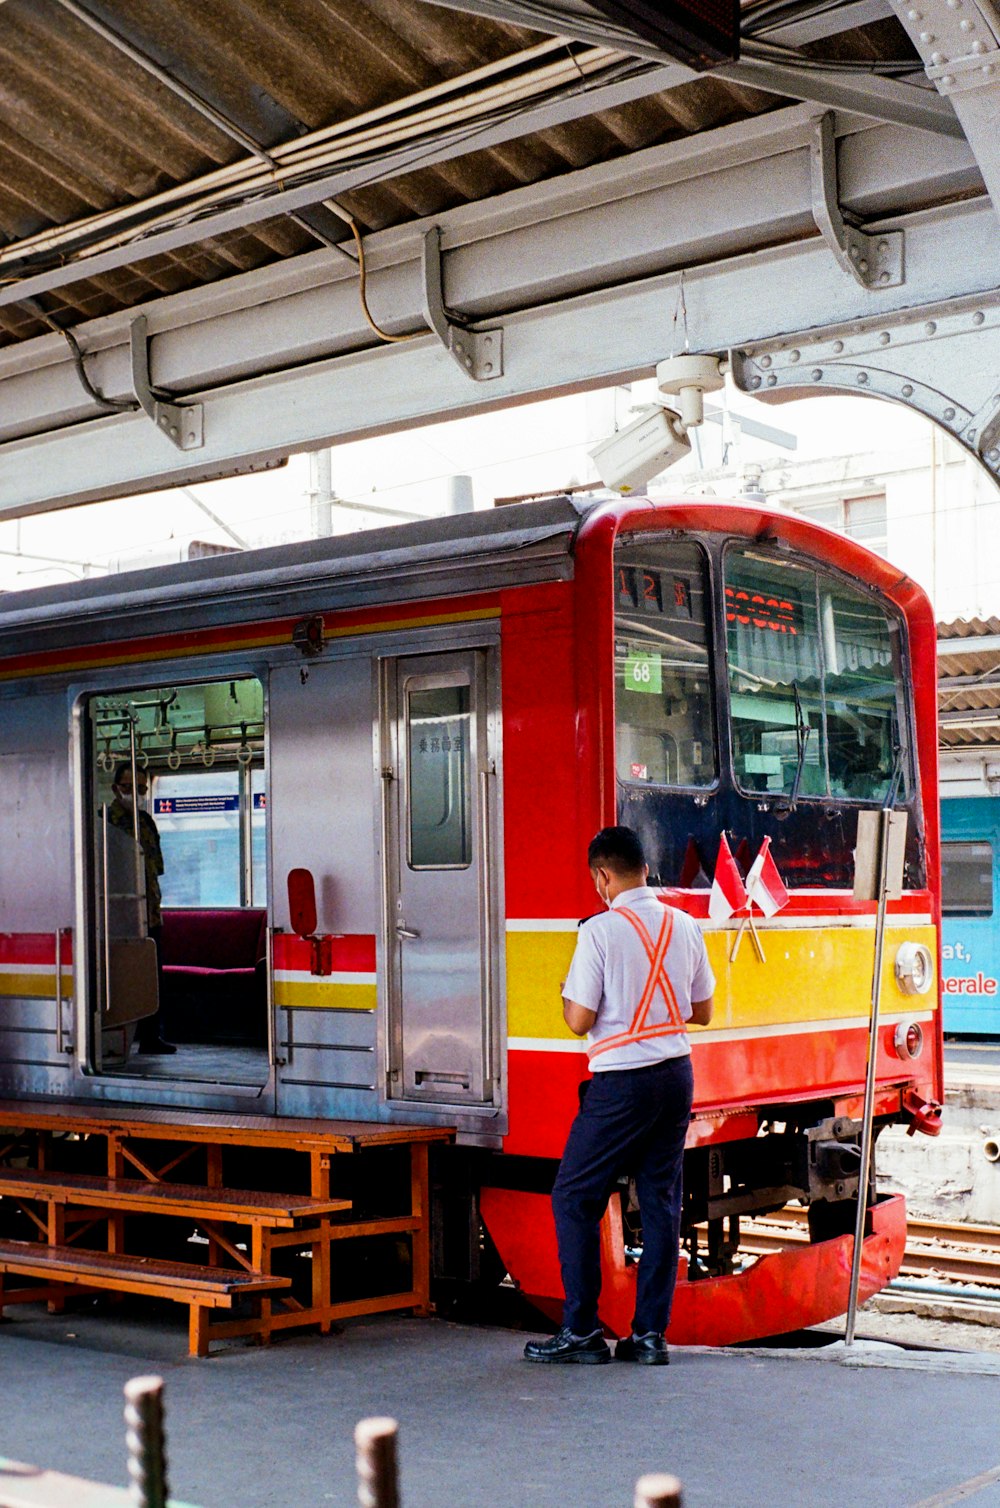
{"left": 0, "top": 0, "right": 922, "bottom": 348}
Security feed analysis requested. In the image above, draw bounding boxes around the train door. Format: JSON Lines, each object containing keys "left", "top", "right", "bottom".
{"left": 269, "top": 654, "right": 383, "bottom": 1119}
{"left": 381, "top": 649, "right": 501, "bottom": 1108}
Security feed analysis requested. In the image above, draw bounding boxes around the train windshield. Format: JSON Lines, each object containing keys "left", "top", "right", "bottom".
{"left": 726, "top": 548, "right": 910, "bottom": 803}
{"left": 613, "top": 539, "right": 716, "bottom": 789}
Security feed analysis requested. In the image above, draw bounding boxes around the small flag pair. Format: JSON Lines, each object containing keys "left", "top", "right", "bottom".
{"left": 709, "top": 834, "right": 789, "bottom": 961}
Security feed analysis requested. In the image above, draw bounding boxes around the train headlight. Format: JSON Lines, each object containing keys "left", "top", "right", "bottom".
{"left": 894, "top": 941, "right": 934, "bottom": 996}
{"left": 893, "top": 1019, "right": 924, "bottom": 1060}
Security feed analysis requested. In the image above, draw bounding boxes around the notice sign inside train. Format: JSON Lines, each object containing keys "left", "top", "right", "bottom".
{"left": 155, "top": 795, "right": 239, "bottom": 814}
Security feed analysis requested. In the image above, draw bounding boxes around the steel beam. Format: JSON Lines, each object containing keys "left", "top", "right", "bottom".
{"left": 422, "top": 0, "right": 962, "bottom": 134}
{"left": 730, "top": 287, "right": 1000, "bottom": 482}
{"left": 889, "top": 0, "right": 1000, "bottom": 210}
{"left": 0, "top": 106, "right": 989, "bottom": 515}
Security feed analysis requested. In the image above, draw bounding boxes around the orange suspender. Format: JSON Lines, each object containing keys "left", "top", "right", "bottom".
{"left": 587, "top": 906, "right": 687, "bottom": 1062}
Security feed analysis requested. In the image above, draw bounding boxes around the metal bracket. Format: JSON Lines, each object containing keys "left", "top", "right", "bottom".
{"left": 422, "top": 227, "right": 503, "bottom": 382}
{"left": 810, "top": 113, "right": 904, "bottom": 290}
{"left": 129, "top": 314, "right": 204, "bottom": 450}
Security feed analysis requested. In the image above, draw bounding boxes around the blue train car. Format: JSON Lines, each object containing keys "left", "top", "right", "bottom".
{"left": 941, "top": 796, "right": 1000, "bottom": 1036}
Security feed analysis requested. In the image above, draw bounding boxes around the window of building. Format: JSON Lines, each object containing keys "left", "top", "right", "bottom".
{"left": 613, "top": 539, "right": 716, "bottom": 789}
{"left": 725, "top": 546, "right": 908, "bottom": 802}
{"left": 794, "top": 494, "right": 888, "bottom": 557}
{"left": 941, "top": 841, "right": 994, "bottom": 916}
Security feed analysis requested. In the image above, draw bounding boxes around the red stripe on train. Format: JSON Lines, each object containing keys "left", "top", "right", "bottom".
{"left": 504, "top": 1030, "right": 936, "bottom": 1158}
{"left": 0, "top": 933, "right": 73, "bottom": 966}
{"left": 273, "top": 933, "right": 377, "bottom": 972}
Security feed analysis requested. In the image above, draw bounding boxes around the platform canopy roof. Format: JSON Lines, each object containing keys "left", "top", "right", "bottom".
{"left": 938, "top": 615, "right": 1000, "bottom": 751}
{"left": 0, "top": 0, "right": 959, "bottom": 349}
{"left": 0, "top": 0, "right": 997, "bottom": 515}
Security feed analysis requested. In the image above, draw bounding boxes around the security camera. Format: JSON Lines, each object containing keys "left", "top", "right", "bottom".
{"left": 589, "top": 405, "right": 691, "bottom": 494}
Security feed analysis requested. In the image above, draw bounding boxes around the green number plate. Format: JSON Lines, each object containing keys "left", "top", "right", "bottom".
{"left": 623, "top": 648, "right": 662, "bottom": 694}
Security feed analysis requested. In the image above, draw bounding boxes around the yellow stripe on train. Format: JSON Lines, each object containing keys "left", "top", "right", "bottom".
{"left": 273, "top": 978, "right": 377, "bottom": 1011}
{"left": 0, "top": 971, "right": 74, "bottom": 1001}
{"left": 504, "top": 923, "right": 938, "bottom": 1041}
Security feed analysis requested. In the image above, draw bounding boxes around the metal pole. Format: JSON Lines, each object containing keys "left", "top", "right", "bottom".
{"left": 844, "top": 802, "right": 895, "bottom": 1345}
{"left": 128, "top": 714, "right": 140, "bottom": 846}
{"left": 54, "top": 927, "right": 64, "bottom": 1055}
{"left": 123, "top": 1374, "right": 168, "bottom": 1508}
{"left": 102, "top": 803, "right": 111, "bottom": 1017}
{"left": 355, "top": 1416, "right": 399, "bottom": 1508}
{"left": 635, "top": 1474, "right": 683, "bottom": 1508}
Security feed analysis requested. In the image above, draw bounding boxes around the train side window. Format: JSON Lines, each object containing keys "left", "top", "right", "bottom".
{"left": 613, "top": 540, "right": 716, "bottom": 788}
{"left": 154, "top": 771, "right": 242, "bottom": 907}
{"left": 941, "top": 841, "right": 994, "bottom": 916}
{"left": 406, "top": 682, "right": 472, "bottom": 869}
{"left": 822, "top": 584, "right": 903, "bottom": 803}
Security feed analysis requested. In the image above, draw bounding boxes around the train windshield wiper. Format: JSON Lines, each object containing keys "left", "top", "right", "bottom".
{"left": 788, "top": 682, "right": 811, "bottom": 809}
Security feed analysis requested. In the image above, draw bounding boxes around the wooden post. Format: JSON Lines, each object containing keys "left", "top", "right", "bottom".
{"left": 410, "top": 1142, "right": 431, "bottom": 1315}
{"left": 107, "top": 1135, "right": 125, "bottom": 1255}
{"left": 634, "top": 1474, "right": 683, "bottom": 1508}
{"left": 355, "top": 1417, "right": 399, "bottom": 1508}
{"left": 124, "top": 1375, "right": 169, "bottom": 1508}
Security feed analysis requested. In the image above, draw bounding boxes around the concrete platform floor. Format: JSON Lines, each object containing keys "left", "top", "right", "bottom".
{"left": 3, "top": 1305, "right": 1000, "bottom": 1508}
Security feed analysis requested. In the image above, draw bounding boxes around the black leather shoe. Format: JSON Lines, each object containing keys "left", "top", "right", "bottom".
{"left": 523, "top": 1327, "right": 611, "bottom": 1364}
{"left": 615, "top": 1333, "right": 669, "bottom": 1365}
{"left": 137, "top": 1038, "right": 177, "bottom": 1055}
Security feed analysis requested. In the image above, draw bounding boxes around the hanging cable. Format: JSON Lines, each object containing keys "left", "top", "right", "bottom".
{"left": 348, "top": 218, "right": 422, "bottom": 344}
{"left": 20, "top": 297, "right": 136, "bottom": 414}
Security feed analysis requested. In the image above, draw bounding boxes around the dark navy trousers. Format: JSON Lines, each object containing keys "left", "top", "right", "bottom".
{"left": 551, "top": 1054, "right": 693, "bottom": 1337}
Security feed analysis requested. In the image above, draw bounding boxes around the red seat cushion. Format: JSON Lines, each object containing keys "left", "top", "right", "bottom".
{"left": 160, "top": 908, "right": 265, "bottom": 970}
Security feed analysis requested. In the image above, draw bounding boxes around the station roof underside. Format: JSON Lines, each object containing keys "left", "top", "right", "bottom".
{"left": 938, "top": 615, "right": 1000, "bottom": 752}
{"left": 1, "top": 0, "right": 996, "bottom": 518}
{"left": 0, "top": 0, "right": 970, "bottom": 349}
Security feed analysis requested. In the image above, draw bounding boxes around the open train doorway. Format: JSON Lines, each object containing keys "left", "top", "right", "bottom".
{"left": 82, "top": 675, "right": 270, "bottom": 1091}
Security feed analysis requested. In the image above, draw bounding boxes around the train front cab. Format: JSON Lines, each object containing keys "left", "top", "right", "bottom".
{"left": 482, "top": 498, "right": 944, "bottom": 1345}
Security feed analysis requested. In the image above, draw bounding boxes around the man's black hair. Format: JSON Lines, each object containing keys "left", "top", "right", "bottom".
{"left": 587, "top": 825, "right": 646, "bottom": 876}
{"left": 112, "top": 761, "right": 140, "bottom": 788}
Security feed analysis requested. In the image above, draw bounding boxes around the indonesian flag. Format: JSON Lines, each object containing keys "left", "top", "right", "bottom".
{"left": 745, "top": 837, "right": 790, "bottom": 918}
{"left": 709, "top": 834, "right": 748, "bottom": 921}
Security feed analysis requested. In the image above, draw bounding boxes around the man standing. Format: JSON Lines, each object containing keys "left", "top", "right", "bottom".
{"left": 524, "top": 825, "right": 714, "bottom": 1366}
{"left": 108, "top": 763, "right": 175, "bottom": 1055}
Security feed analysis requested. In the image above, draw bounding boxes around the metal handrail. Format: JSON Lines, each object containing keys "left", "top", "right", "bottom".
{"left": 54, "top": 927, "right": 64, "bottom": 1055}
{"left": 479, "top": 763, "right": 495, "bottom": 1089}
{"left": 101, "top": 803, "right": 111, "bottom": 1017}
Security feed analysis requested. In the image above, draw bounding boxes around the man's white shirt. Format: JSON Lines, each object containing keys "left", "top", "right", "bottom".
{"left": 562, "top": 886, "right": 715, "bottom": 1071}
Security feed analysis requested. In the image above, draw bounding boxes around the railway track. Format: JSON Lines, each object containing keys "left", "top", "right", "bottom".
{"left": 737, "top": 1209, "right": 1000, "bottom": 1290}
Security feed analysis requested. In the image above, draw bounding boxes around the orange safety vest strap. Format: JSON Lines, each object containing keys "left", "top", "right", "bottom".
{"left": 617, "top": 907, "right": 685, "bottom": 1031}
{"left": 587, "top": 906, "right": 686, "bottom": 1062}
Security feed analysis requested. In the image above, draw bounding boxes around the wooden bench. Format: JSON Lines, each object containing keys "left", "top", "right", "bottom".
{"left": 0, "top": 1167, "right": 350, "bottom": 1225}
{"left": 0, "top": 1238, "right": 291, "bottom": 1358}
{"left": 0, "top": 1102, "right": 453, "bottom": 1356}
{"left": 0, "top": 1169, "right": 352, "bottom": 1356}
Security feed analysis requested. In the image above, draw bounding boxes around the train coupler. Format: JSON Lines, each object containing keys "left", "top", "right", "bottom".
{"left": 901, "top": 1089, "right": 943, "bottom": 1138}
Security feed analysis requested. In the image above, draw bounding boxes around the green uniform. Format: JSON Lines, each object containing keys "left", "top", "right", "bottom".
{"left": 108, "top": 797, "right": 164, "bottom": 929}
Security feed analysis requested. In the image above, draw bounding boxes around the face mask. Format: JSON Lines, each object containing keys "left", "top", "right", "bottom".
{"left": 115, "top": 788, "right": 147, "bottom": 812}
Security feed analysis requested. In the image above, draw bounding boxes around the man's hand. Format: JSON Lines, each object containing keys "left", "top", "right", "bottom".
{"left": 563, "top": 997, "right": 597, "bottom": 1036}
